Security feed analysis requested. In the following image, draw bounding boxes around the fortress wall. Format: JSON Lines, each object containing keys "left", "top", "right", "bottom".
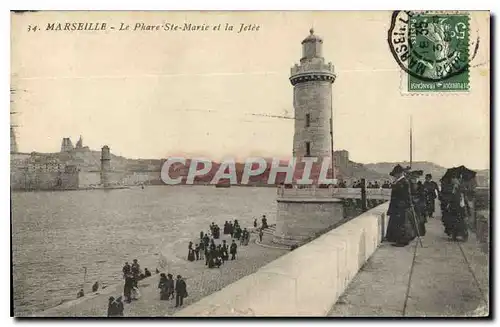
{"left": 175, "top": 202, "right": 389, "bottom": 317}
{"left": 120, "top": 172, "right": 161, "bottom": 185}
{"left": 11, "top": 170, "right": 79, "bottom": 190}
{"left": 70, "top": 171, "right": 163, "bottom": 188}
{"left": 78, "top": 172, "right": 101, "bottom": 187}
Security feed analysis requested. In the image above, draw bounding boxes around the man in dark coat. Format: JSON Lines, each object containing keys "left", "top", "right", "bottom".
{"left": 205, "top": 247, "right": 210, "bottom": 266}
{"left": 423, "top": 174, "right": 439, "bottom": 218}
{"left": 385, "top": 164, "right": 417, "bottom": 247}
{"left": 131, "top": 259, "right": 140, "bottom": 286}
{"left": 175, "top": 275, "right": 187, "bottom": 307}
{"left": 115, "top": 296, "right": 124, "bottom": 316}
{"left": 122, "top": 262, "right": 131, "bottom": 279}
{"left": 409, "top": 173, "right": 426, "bottom": 236}
{"left": 123, "top": 273, "right": 134, "bottom": 303}
{"left": 107, "top": 296, "right": 117, "bottom": 317}
{"left": 261, "top": 215, "right": 268, "bottom": 229}
{"left": 230, "top": 240, "right": 238, "bottom": 260}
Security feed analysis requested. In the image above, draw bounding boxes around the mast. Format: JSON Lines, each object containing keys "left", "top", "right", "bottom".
{"left": 330, "top": 117, "right": 335, "bottom": 180}
{"left": 409, "top": 115, "right": 413, "bottom": 169}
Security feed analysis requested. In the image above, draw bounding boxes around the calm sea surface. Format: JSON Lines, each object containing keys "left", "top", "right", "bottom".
{"left": 12, "top": 186, "right": 277, "bottom": 315}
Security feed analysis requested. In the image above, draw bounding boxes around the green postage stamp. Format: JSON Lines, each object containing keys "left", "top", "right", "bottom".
{"left": 388, "top": 11, "right": 477, "bottom": 93}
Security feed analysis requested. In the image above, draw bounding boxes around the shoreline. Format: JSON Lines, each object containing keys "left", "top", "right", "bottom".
{"left": 11, "top": 183, "right": 280, "bottom": 193}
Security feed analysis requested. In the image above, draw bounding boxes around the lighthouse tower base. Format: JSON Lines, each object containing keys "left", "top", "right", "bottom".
{"left": 272, "top": 192, "right": 344, "bottom": 246}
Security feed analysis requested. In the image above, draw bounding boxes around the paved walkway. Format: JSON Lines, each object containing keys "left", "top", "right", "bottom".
{"left": 329, "top": 208, "right": 489, "bottom": 317}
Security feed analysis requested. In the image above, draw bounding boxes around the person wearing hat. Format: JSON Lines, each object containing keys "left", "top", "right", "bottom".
{"left": 174, "top": 275, "right": 187, "bottom": 307}
{"left": 107, "top": 296, "right": 116, "bottom": 317}
{"left": 439, "top": 172, "right": 455, "bottom": 236}
{"left": 407, "top": 170, "right": 426, "bottom": 236}
{"left": 448, "top": 173, "right": 469, "bottom": 241}
{"left": 423, "top": 174, "right": 439, "bottom": 218}
{"left": 385, "top": 164, "right": 416, "bottom": 247}
{"left": 115, "top": 296, "right": 124, "bottom": 316}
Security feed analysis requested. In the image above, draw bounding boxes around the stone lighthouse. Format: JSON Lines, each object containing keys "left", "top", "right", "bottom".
{"left": 290, "top": 28, "right": 336, "bottom": 162}
{"left": 272, "top": 29, "right": 343, "bottom": 246}
{"left": 100, "top": 145, "right": 111, "bottom": 187}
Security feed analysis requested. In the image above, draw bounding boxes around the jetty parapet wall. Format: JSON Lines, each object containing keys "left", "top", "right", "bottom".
{"left": 175, "top": 202, "right": 389, "bottom": 316}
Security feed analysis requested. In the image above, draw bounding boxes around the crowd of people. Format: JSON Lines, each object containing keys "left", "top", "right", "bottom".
{"left": 121, "top": 259, "right": 154, "bottom": 303}
{"left": 106, "top": 257, "right": 190, "bottom": 316}
{"left": 103, "top": 258, "right": 158, "bottom": 316}
{"left": 341, "top": 180, "right": 392, "bottom": 188}
{"left": 87, "top": 215, "right": 272, "bottom": 316}
{"left": 385, "top": 164, "right": 474, "bottom": 247}
{"left": 186, "top": 215, "right": 269, "bottom": 269}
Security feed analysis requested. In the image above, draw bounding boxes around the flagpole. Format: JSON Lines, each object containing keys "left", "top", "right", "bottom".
{"left": 409, "top": 116, "right": 413, "bottom": 169}
{"left": 330, "top": 117, "right": 335, "bottom": 181}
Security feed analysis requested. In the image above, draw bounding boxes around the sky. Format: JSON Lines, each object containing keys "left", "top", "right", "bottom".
{"left": 10, "top": 11, "right": 490, "bottom": 169}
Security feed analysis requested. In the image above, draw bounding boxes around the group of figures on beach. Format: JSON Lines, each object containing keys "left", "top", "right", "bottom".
{"left": 121, "top": 259, "right": 153, "bottom": 303}
{"left": 107, "top": 259, "right": 156, "bottom": 316}
{"left": 386, "top": 164, "right": 476, "bottom": 247}
{"left": 107, "top": 216, "right": 271, "bottom": 316}
{"left": 157, "top": 273, "right": 188, "bottom": 307}
{"left": 186, "top": 216, "right": 269, "bottom": 269}
{"left": 187, "top": 236, "right": 237, "bottom": 268}
{"left": 111, "top": 260, "right": 189, "bottom": 316}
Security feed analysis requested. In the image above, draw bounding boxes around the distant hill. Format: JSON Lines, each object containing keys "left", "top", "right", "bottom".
{"left": 365, "top": 161, "right": 448, "bottom": 179}
{"left": 337, "top": 160, "right": 387, "bottom": 181}
{"left": 18, "top": 149, "right": 489, "bottom": 187}
{"left": 365, "top": 161, "right": 490, "bottom": 187}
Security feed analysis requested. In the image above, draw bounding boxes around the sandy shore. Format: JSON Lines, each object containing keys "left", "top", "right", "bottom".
{"left": 36, "top": 230, "right": 287, "bottom": 317}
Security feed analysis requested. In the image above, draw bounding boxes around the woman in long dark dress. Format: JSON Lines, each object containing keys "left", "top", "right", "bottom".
{"left": 158, "top": 273, "right": 169, "bottom": 300}
{"left": 187, "top": 242, "right": 195, "bottom": 262}
{"left": 448, "top": 177, "right": 469, "bottom": 241}
{"left": 385, "top": 165, "right": 416, "bottom": 246}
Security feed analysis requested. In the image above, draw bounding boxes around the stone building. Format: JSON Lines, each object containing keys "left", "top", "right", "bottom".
{"left": 273, "top": 29, "right": 344, "bottom": 246}
{"left": 10, "top": 153, "right": 79, "bottom": 190}
{"left": 12, "top": 136, "right": 162, "bottom": 190}
{"left": 60, "top": 138, "right": 74, "bottom": 152}
{"left": 334, "top": 150, "right": 349, "bottom": 171}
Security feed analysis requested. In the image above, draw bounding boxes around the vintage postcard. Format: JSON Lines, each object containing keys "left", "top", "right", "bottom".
{"left": 10, "top": 11, "right": 490, "bottom": 317}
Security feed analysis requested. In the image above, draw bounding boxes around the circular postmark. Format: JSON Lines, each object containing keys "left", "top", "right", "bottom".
{"left": 388, "top": 10, "right": 479, "bottom": 82}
